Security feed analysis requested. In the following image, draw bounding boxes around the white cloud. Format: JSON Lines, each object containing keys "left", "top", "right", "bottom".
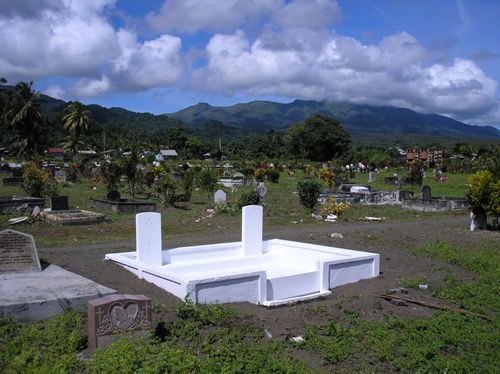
{"left": 147, "top": 0, "right": 283, "bottom": 34}
{"left": 273, "top": 0, "right": 341, "bottom": 29}
{"left": 0, "top": 0, "right": 183, "bottom": 98}
{"left": 194, "top": 29, "right": 498, "bottom": 124}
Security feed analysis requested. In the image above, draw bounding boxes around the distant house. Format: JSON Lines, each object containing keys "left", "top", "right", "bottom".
{"left": 155, "top": 149, "right": 178, "bottom": 161}
{"left": 47, "top": 148, "right": 65, "bottom": 160}
{"left": 406, "top": 148, "right": 443, "bottom": 167}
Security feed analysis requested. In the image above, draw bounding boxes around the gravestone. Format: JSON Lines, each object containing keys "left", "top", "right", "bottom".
{"left": 107, "top": 190, "right": 121, "bottom": 202}
{"left": 87, "top": 294, "right": 152, "bottom": 351}
{"left": 51, "top": 195, "right": 69, "bottom": 211}
{"left": 54, "top": 170, "right": 67, "bottom": 182}
{"left": 334, "top": 177, "right": 343, "bottom": 187}
{"left": 136, "top": 212, "right": 163, "bottom": 266}
{"left": 368, "top": 172, "right": 376, "bottom": 182}
{"left": 421, "top": 185, "right": 432, "bottom": 200}
{"left": 0, "top": 229, "right": 41, "bottom": 272}
{"left": 214, "top": 190, "right": 226, "bottom": 204}
{"left": 257, "top": 182, "right": 267, "bottom": 198}
{"left": 242, "top": 205, "right": 263, "bottom": 256}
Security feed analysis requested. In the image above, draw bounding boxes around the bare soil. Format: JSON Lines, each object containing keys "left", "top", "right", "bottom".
{"left": 38, "top": 213, "right": 498, "bottom": 342}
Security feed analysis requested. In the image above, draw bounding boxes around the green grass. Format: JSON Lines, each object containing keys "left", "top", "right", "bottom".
{"left": 1, "top": 240, "right": 497, "bottom": 373}
{"left": 1, "top": 169, "right": 471, "bottom": 247}
{"left": 350, "top": 168, "right": 470, "bottom": 198}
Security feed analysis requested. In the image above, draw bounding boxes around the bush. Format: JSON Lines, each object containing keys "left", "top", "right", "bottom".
{"left": 319, "top": 198, "right": 350, "bottom": 216}
{"left": 297, "top": 180, "right": 322, "bottom": 209}
{"left": 254, "top": 168, "right": 266, "bottom": 182}
{"left": 266, "top": 169, "right": 280, "bottom": 183}
{"left": 21, "top": 162, "right": 50, "bottom": 197}
{"left": 467, "top": 170, "right": 499, "bottom": 227}
{"left": 237, "top": 189, "right": 260, "bottom": 209}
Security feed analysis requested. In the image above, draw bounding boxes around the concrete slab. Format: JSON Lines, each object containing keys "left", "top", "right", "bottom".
{"left": 0, "top": 264, "right": 115, "bottom": 320}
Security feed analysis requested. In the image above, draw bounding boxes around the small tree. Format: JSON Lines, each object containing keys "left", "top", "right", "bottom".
{"left": 181, "top": 169, "right": 195, "bottom": 202}
{"left": 196, "top": 166, "right": 220, "bottom": 207}
{"left": 467, "top": 170, "right": 499, "bottom": 228}
{"left": 100, "top": 158, "right": 122, "bottom": 192}
{"left": 155, "top": 173, "right": 178, "bottom": 206}
{"left": 120, "top": 149, "right": 142, "bottom": 197}
{"left": 22, "top": 162, "right": 50, "bottom": 197}
{"left": 297, "top": 180, "right": 322, "bottom": 209}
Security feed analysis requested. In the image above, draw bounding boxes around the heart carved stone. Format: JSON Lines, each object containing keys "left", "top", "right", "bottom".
{"left": 110, "top": 302, "right": 139, "bottom": 328}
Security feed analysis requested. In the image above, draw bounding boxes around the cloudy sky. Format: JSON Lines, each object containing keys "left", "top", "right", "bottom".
{"left": 1, "top": 0, "right": 499, "bottom": 127}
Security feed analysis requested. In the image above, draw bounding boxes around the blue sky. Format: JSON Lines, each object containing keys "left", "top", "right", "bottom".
{"left": 1, "top": 0, "right": 499, "bottom": 128}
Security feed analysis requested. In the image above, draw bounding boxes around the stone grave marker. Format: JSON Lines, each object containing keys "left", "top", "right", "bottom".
{"left": 421, "top": 185, "right": 432, "bottom": 200}
{"left": 368, "top": 171, "right": 376, "bottom": 182}
{"left": 87, "top": 294, "right": 152, "bottom": 351}
{"left": 54, "top": 170, "right": 67, "bottom": 182}
{"left": 214, "top": 189, "right": 226, "bottom": 204}
{"left": 242, "top": 205, "right": 263, "bottom": 256}
{"left": 136, "top": 212, "right": 163, "bottom": 266}
{"left": 51, "top": 195, "right": 69, "bottom": 210}
{"left": 0, "top": 229, "right": 41, "bottom": 272}
{"left": 257, "top": 182, "right": 267, "bottom": 198}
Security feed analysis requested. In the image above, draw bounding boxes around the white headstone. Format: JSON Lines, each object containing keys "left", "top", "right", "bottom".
{"left": 0, "top": 229, "right": 41, "bottom": 272}
{"left": 242, "top": 205, "right": 263, "bottom": 256}
{"left": 368, "top": 172, "right": 376, "bottom": 182}
{"left": 136, "top": 212, "right": 163, "bottom": 266}
{"left": 214, "top": 190, "right": 227, "bottom": 204}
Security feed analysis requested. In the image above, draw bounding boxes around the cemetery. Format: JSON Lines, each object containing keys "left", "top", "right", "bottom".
{"left": 0, "top": 132, "right": 497, "bottom": 371}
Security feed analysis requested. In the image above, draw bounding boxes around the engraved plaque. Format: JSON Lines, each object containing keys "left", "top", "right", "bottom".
{"left": 0, "top": 229, "right": 41, "bottom": 272}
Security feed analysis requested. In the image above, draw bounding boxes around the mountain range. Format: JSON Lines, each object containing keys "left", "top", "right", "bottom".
{"left": 166, "top": 99, "right": 500, "bottom": 138}
{"left": 3, "top": 86, "right": 499, "bottom": 141}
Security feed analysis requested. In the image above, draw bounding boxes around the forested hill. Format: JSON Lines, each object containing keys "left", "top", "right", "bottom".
{"left": 1, "top": 85, "right": 498, "bottom": 139}
{"left": 166, "top": 99, "right": 500, "bottom": 138}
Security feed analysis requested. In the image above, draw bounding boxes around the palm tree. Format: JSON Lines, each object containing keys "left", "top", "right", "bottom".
{"left": 62, "top": 101, "right": 91, "bottom": 155}
{"left": 6, "top": 81, "right": 44, "bottom": 158}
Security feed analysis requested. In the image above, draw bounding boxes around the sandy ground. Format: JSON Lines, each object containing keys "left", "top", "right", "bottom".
{"left": 38, "top": 213, "right": 498, "bottom": 341}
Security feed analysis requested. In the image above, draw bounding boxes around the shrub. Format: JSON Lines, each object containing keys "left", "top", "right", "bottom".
{"left": 155, "top": 173, "right": 177, "bottom": 206}
{"left": 214, "top": 201, "right": 233, "bottom": 214}
{"left": 319, "top": 197, "right": 350, "bottom": 216}
{"left": 297, "top": 180, "right": 322, "bottom": 209}
{"left": 254, "top": 168, "right": 266, "bottom": 182}
{"left": 266, "top": 169, "right": 280, "bottom": 183}
{"left": 467, "top": 170, "right": 499, "bottom": 227}
{"left": 21, "top": 162, "right": 50, "bottom": 197}
{"left": 237, "top": 189, "right": 260, "bottom": 209}
{"left": 319, "top": 168, "right": 334, "bottom": 188}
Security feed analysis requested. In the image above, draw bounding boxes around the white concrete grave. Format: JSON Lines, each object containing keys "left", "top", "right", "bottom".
{"left": 106, "top": 206, "right": 379, "bottom": 306}
{"left": 214, "top": 190, "right": 227, "bottom": 204}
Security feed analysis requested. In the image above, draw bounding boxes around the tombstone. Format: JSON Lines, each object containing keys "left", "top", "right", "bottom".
{"left": 214, "top": 190, "right": 227, "bottom": 204}
{"left": 257, "top": 182, "right": 267, "bottom": 198}
{"left": 0, "top": 229, "right": 41, "bottom": 272}
{"left": 242, "top": 205, "right": 263, "bottom": 256}
{"left": 421, "top": 185, "right": 432, "bottom": 200}
{"left": 50, "top": 195, "right": 69, "bottom": 211}
{"left": 54, "top": 170, "right": 67, "bottom": 183}
{"left": 136, "top": 212, "right": 163, "bottom": 266}
{"left": 368, "top": 171, "right": 376, "bottom": 182}
{"left": 107, "top": 190, "right": 121, "bottom": 202}
{"left": 334, "top": 177, "right": 343, "bottom": 187}
{"left": 87, "top": 294, "right": 152, "bottom": 351}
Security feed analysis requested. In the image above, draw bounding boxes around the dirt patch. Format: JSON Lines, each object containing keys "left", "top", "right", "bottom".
{"left": 38, "top": 213, "right": 496, "bottom": 338}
